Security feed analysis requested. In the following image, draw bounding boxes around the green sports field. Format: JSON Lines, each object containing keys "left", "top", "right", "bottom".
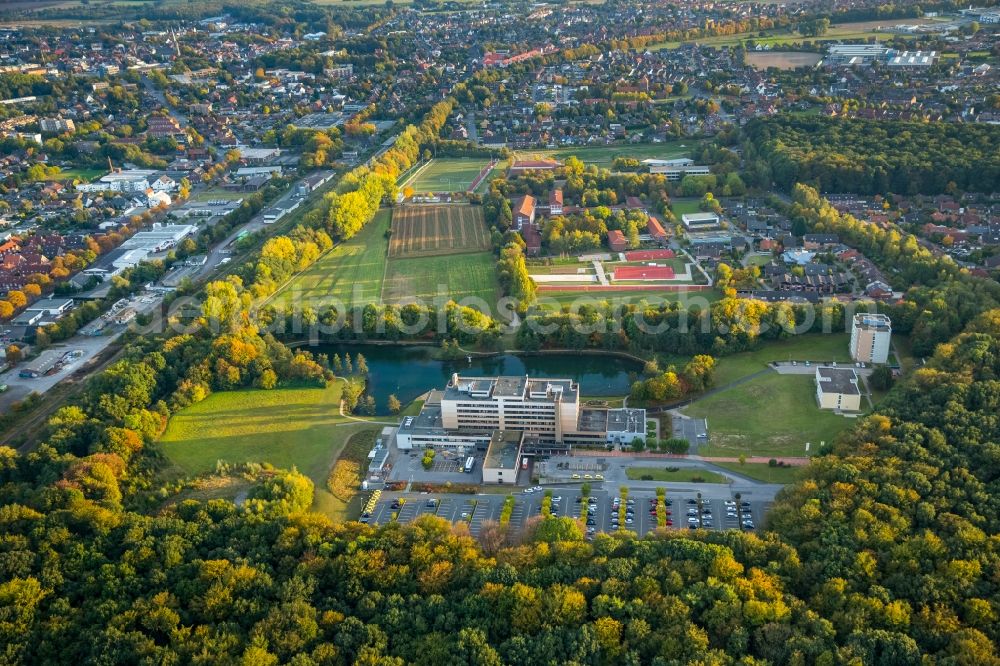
{"left": 516, "top": 141, "right": 692, "bottom": 169}
{"left": 270, "top": 209, "right": 391, "bottom": 309}
{"left": 535, "top": 288, "right": 723, "bottom": 309}
{"left": 383, "top": 251, "right": 498, "bottom": 305}
{"left": 405, "top": 158, "right": 493, "bottom": 193}
{"left": 683, "top": 373, "right": 854, "bottom": 458}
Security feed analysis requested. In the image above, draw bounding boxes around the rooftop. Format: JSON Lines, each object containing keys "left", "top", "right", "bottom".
{"left": 484, "top": 430, "right": 523, "bottom": 471}
{"left": 816, "top": 367, "right": 860, "bottom": 395}
{"left": 853, "top": 313, "right": 892, "bottom": 331}
{"left": 444, "top": 375, "right": 578, "bottom": 403}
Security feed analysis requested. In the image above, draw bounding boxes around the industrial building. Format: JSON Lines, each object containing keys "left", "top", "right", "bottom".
{"left": 850, "top": 313, "right": 892, "bottom": 364}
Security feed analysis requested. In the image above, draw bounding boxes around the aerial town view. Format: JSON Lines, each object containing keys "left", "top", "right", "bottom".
{"left": 0, "top": 0, "right": 998, "bottom": 661}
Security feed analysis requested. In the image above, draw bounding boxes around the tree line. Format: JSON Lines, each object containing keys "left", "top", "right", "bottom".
{"left": 745, "top": 116, "right": 1000, "bottom": 194}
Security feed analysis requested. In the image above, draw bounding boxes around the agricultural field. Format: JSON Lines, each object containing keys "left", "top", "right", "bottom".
{"left": 404, "top": 157, "right": 494, "bottom": 193}
{"left": 389, "top": 205, "right": 491, "bottom": 258}
{"left": 515, "top": 141, "right": 691, "bottom": 169}
{"left": 159, "top": 381, "right": 381, "bottom": 518}
{"left": 683, "top": 373, "right": 854, "bottom": 458}
{"left": 745, "top": 51, "right": 823, "bottom": 70}
{"left": 382, "top": 251, "right": 498, "bottom": 304}
{"left": 270, "top": 208, "right": 390, "bottom": 308}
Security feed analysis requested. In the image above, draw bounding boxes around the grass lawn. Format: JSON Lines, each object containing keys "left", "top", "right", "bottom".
{"left": 271, "top": 208, "right": 390, "bottom": 309}
{"left": 383, "top": 251, "right": 498, "bottom": 304}
{"left": 670, "top": 199, "right": 703, "bottom": 217}
{"left": 625, "top": 466, "right": 729, "bottom": 483}
{"left": 158, "top": 381, "right": 384, "bottom": 519}
{"left": 684, "top": 373, "right": 853, "bottom": 458}
{"left": 712, "top": 461, "right": 804, "bottom": 485}
{"left": 711, "top": 333, "right": 851, "bottom": 386}
{"left": 190, "top": 188, "right": 249, "bottom": 202}
{"left": 515, "top": 141, "right": 692, "bottom": 169}
{"left": 649, "top": 21, "right": 903, "bottom": 50}
{"left": 473, "top": 160, "right": 506, "bottom": 193}
{"left": 49, "top": 167, "right": 104, "bottom": 182}
{"left": 407, "top": 158, "right": 492, "bottom": 193}
{"left": 536, "top": 288, "right": 723, "bottom": 309}
{"left": 326, "top": 428, "right": 379, "bottom": 511}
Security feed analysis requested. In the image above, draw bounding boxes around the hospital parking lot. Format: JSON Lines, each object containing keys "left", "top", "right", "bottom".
{"left": 363, "top": 485, "right": 773, "bottom": 538}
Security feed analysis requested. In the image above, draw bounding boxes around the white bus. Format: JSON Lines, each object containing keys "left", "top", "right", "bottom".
{"left": 464, "top": 457, "right": 475, "bottom": 473}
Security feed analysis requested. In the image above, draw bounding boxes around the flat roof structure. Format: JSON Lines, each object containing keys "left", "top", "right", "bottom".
{"left": 293, "top": 112, "right": 347, "bottom": 129}
{"left": 854, "top": 313, "right": 892, "bottom": 331}
{"left": 484, "top": 430, "right": 523, "bottom": 472}
{"left": 816, "top": 367, "right": 860, "bottom": 395}
{"left": 445, "top": 374, "right": 579, "bottom": 404}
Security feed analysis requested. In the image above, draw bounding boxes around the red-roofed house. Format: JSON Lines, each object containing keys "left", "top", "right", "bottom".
{"left": 513, "top": 195, "right": 536, "bottom": 230}
{"left": 521, "top": 224, "right": 542, "bottom": 257}
{"left": 607, "top": 230, "right": 628, "bottom": 252}
{"left": 647, "top": 216, "right": 668, "bottom": 246}
{"left": 548, "top": 189, "right": 563, "bottom": 215}
{"left": 626, "top": 196, "right": 646, "bottom": 211}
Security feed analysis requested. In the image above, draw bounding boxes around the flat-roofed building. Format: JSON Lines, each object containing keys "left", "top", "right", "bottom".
{"left": 482, "top": 430, "right": 524, "bottom": 484}
{"left": 825, "top": 44, "right": 889, "bottom": 66}
{"left": 815, "top": 366, "right": 862, "bottom": 412}
{"left": 649, "top": 164, "right": 711, "bottom": 181}
{"left": 395, "top": 374, "right": 647, "bottom": 458}
{"left": 682, "top": 212, "right": 721, "bottom": 230}
{"left": 850, "top": 313, "right": 892, "bottom": 364}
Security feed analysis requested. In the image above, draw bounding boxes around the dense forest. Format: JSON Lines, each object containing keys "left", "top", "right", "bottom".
{"left": 1, "top": 304, "right": 999, "bottom": 663}
{"left": 745, "top": 116, "right": 1000, "bottom": 195}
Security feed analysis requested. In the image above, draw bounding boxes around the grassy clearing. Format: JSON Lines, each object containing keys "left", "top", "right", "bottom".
{"left": 383, "top": 251, "right": 498, "bottom": 304}
{"left": 407, "top": 158, "right": 491, "bottom": 193}
{"left": 271, "top": 208, "right": 390, "bottom": 308}
{"left": 48, "top": 167, "right": 104, "bottom": 182}
{"left": 158, "top": 381, "right": 386, "bottom": 519}
{"left": 159, "top": 382, "right": 349, "bottom": 479}
{"left": 515, "top": 141, "right": 692, "bottom": 169}
{"left": 625, "top": 466, "right": 729, "bottom": 483}
{"left": 710, "top": 333, "right": 851, "bottom": 386}
{"left": 684, "top": 373, "right": 852, "bottom": 458}
{"left": 712, "top": 461, "right": 804, "bottom": 484}
{"left": 326, "top": 428, "right": 379, "bottom": 503}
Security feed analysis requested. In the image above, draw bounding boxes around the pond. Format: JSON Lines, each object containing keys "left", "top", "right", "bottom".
{"left": 316, "top": 344, "right": 643, "bottom": 414}
{"left": 746, "top": 51, "right": 823, "bottom": 70}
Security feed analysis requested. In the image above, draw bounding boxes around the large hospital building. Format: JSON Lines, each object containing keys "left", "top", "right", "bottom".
{"left": 396, "top": 374, "right": 646, "bottom": 480}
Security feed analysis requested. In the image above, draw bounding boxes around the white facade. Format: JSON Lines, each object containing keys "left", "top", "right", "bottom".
{"left": 681, "top": 212, "right": 721, "bottom": 229}
{"left": 850, "top": 313, "right": 892, "bottom": 364}
{"left": 76, "top": 170, "right": 157, "bottom": 193}
{"left": 649, "top": 164, "right": 711, "bottom": 181}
